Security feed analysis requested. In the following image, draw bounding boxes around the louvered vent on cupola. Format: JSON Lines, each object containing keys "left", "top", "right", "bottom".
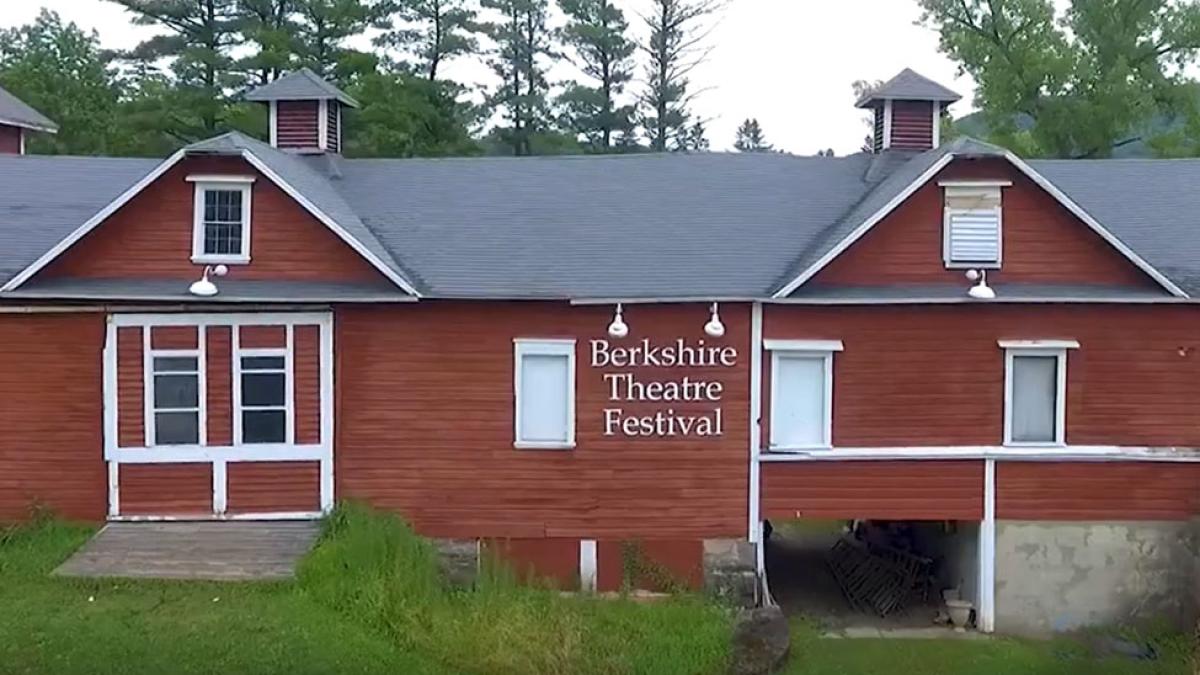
{"left": 857, "top": 68, "right": 960, "bottom": 153}
{"left": 245, "top": 68, "right": 359, "bottom": 154}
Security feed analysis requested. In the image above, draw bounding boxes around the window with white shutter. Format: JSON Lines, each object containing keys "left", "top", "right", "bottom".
{"left": 942, "top": 183, "right": 1003, "bottom": 267}
{"left": 513, "top": 339, "right": 576, "bottom": 449}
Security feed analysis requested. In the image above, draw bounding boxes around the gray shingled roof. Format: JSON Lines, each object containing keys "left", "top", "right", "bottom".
{"left": 3, "top": 134, "right": 1200, "bottom": 301}
{"left": 856, "top": 68, "right": 962, "bottom": 107}
{"left": 244, "top": 68, "right": 359, "bottom": 107}
{"left": 0, "top": 84, "right": 58, "bottom": 132}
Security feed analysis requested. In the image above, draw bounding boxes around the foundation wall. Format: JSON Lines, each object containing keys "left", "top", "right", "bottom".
{"left": 995, "top": 520, "right": 1200, "bottom": 635}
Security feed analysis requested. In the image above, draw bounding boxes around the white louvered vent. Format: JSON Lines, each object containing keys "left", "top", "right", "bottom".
{"left": 943, "top": 184, "right": 1002, "bottom": 267}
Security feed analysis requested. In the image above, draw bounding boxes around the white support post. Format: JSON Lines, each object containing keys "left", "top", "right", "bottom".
{"left": 978, "top": 458, "right": 996, "bottom": 633}
{"left": 748, "top": 302, "right": 763, "bottom": 549}
{"left": 318, "top": 316, "right": 335, "bottom": 513}
{"left": 268, "top": 100, "right": 278, "bottom": 147}
{"left": 108, "top": 462, "right": 120, "bottom": 518}
{"left": 579, "top": 539, "right": 597, "bottom": 592}
{"left": 213, "top": 459, "right": 227, "bottom": 515}
{"left": 931, "top": 101, "right": 942, "bottom": 148}
{"left": 882, "top": 99, "right": 893, "bottom": 150}
{"left": 318, "top": 99, "right": 329, "bottom": 151}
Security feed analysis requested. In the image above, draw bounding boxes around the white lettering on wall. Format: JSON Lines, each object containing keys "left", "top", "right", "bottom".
{"left": 592, "top": 338, "right": 736, "bottom": 438}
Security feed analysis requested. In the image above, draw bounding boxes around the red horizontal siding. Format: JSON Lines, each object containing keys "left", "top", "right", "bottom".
{"left": 486, "top": 538, "right": 579, "bottom": 589}
{"left": 0, "top": 314, "right": 106, "bottom": 522}
{"left": 239, "top": 324, "right": 287, "bottom": 349}
{"left": 207, "top": 326, "right": 233, "bottom": 446}
{"left": 997, "top": 462, "right": 1200, "bottom": 521}
{"left": 764, "top": 305, "right": 1200, "bottom": 448}
{"left": 0, "top": 125, "right": 22, "bottom": 154}
{"left": 119, "top": 463, "right": 212, "bottom": 516}
{"left": 889, "top": 100, "right": 934, "bottom": 151}
{"left": 762, "top": 460, "right": 984, "bottom": 521}
{"left": 294, "top": 324, "right": 321, "bottom": 444}
{"left": 336, "top": 301, "right": 750, "bottom": 540}
{"left": 117, "top": 326, "right": 145, "bottom": 448}
{"left": 36, "top": 155, "right": 389, "bottom": 284}
{"left": 225, "top": 461, "right": 320, "bottom": 514}
{"left": 276, "top": 100, "right": 319, "bottom": 149}
{"left": 596, "top": 540, "right": 703, "bottom": 592}
{"left": 809, "top": 158, "right": 1160, "bottom": 289}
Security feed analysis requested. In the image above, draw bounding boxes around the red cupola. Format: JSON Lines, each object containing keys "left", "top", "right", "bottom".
{"left": 245, "top": 68, "right": 359, "bottom": 154}
{"left": 856, "top": 68, "right": 960, "bottom": 153}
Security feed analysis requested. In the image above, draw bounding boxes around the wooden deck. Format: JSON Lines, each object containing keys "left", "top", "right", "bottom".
{"left": 54, "top": 521, "right": 321, "bottom": 581}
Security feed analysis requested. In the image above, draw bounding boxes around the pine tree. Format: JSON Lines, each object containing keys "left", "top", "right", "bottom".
{"left": 733, "top": 118, "right": 772, "bottom": 152}
{"left": 555, "top": 0, "right": 636, "bottom": 152}
{"left": 292, "top": 0, "right": 390, "bottom": 85}
{"left": 636, "top": 0, "right": 721, "bottom": 152}
{"left": 377, "top": 0, "right": 480, "bottom": 82}
{"left": 481, "top": 0, "right": 555, "bottom": 156}
{"left": 108, "top": 0, "right": 242, "bottom": 135}
{"left": 236, "top": 0, "right": 298, "bottom": 85}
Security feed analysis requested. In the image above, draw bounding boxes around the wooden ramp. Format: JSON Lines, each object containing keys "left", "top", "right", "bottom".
{"left": 54, "top": 521, "right": 321, "bottom": 581}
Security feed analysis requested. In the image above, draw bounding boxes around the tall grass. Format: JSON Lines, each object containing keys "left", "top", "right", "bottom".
{"left": 298, "top": 503, "right": 732, "bottom": 675}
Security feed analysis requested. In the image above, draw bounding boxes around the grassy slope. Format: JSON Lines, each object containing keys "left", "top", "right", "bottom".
{"left": 0, "top": 512, "right": 1192, "bottom": 675}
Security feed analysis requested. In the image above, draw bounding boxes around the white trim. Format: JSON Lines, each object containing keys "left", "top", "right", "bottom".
{"left": 978, "top": 458, "right": 996, "bottom": 633}
{"left": 579, "top": 539, "right": 597, "bottom": 592}
{"left": 938, "top": 180, "right": 1013, "bottom": 188}
{"left": 1001, "top": 149, "right": 1186, "bottom": 298}
{"left": 269, "top": 100, "right": 278, "bottom": 147}
{"left": 186, "top": 175, "right": 256, "bottom": 184}
{"left": 285, "top": 324, "right": 295, "bottom": 444}
{"left": 103, "top": 319, "right": 118, "bottom": 460}
{"left": 763, "top": 339, "right": 844, "bottom": 352}
{"left": 997, "top": 339, "right": 1079, "bottom": 349}
{"left": 318, "top": 99, "right": 329, "bottom": 150}
{"left": 931, "top": 101, "right": 940, "bottom": 148}
{"left": 0, "top": 116, "right": 58, "bottom": 134}
{"left": 110, "top": 511, "right": 323, "bottom": 522}
{"left": 110, "top": 443, "right": 329, "bottom": 464}
{"left": 767, "top": 347, "right": 835, "bottom": 451}
{"left": 942, "top": 205, "right": 1003, "bottom": 269}
{"left": 191, "top": 180, "right": 252, "bottom": 264}
{"left": 748, "top": 303, "right": 763, "bottom": 543}
{"left": 774, "top": 153, "right": 957, "bottom": 297}
{"left": 319, "top": 316, "right": 334, "bottom": 513}
{"left": 757, "top": 445, "right": 1200, "bottom": 462}
{"left": 107, "top": 462, "right": 119, "bottom": 518}
{"left": 882, "top": 99, "right": 893, "bottom": 149}
{"left": 146, "top": 343, "right": 204, "bottom": 447}
{"left": 213, "top": 459, "right": 227, "bottom": 515}
{"left": 112, "top": 312, "right": 332, "bottom": 327}
{"left": 18, "top": 128, "right": 24, "bottom": 155}
{"left": 771, "top": 150, "right": 1187, "bottom": 299}
{"left": 513, "top": 338, "right": 577, "bottom": 450}
{"left": 235, "top": 345, "right": 291, "bottom": 446}
{"left": 1003, "top": 346, "right": 1067, "bottom": 447}
{"left": 142, "top": 326, "right": 153, "bottom": 446}
{"left": 1, "top": 150, "right": 187, "bottom": 292}
{"left": 238, "top": 151, "right": 420, "bottom": 296}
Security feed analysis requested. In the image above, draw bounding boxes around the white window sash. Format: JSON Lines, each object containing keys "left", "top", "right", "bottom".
{"left": 1003, "top": 347, "right": 1068, "bottom": 447}
{"left": 513, "top": 338, "right": 576, "bottom": 450}
{"left": 191, "top": 179, "right": 253, "bottom": 264}
{"left": 146, "top": 347, "right": 204, "bottom": 447}
{"left": 233, "top": 331, "right": 294, "bottom": 446}
{"left": 767, "top": 344, "right": 837, "bottom": 451}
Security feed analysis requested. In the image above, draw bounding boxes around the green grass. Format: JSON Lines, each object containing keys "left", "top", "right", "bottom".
{"left": 1, "top": 509, "right": 1194, "bottom": 674}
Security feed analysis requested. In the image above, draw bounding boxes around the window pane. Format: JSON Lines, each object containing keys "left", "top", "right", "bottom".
{"left": 774, "top": 355, "right": 826, "bottom": 447}
{"left": 242, "top": 356, "right": 285, "bottom": 370}
{"left": 1011, "top": 355, "right": 1057, "bottom": 443}
{"left": 154, "top": 374, "right": 199, "bottom": 408}
{"left": 243, "top": 410, "right": 286, "bottom": 443}
{"left": 202, "top": 188, "right": 244, "bottom": 256}
{"left": 519, "top": 353, "right": 569, "bottom": 443}
{"left": 242, "top": 372, "right": 285, "bottom": 407}
{"left": 155, "top": 411, "right": 198, "bottom": 445}
{"left": 153, "top": 356, "right": 197, "bottom": 372}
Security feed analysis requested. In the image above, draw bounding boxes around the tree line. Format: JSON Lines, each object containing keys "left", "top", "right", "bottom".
{"left": 0, "top": 0, "right": 747, "bottom": 158}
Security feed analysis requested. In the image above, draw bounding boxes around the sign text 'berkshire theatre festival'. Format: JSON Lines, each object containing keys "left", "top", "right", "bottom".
{"left": 590, "top": 338, "right": 737, "bottom": 438}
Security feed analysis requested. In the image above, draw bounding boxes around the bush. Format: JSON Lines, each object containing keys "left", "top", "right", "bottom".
{"left": 298, "top": 502, "right": 732, "bottom": 675}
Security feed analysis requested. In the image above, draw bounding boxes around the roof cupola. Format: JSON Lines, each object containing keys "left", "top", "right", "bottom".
{"left": 856, "top": 68, "right": 960, "bottom": 153}
{"left": 245, "top": 68, "right": 358, "bottom": 154}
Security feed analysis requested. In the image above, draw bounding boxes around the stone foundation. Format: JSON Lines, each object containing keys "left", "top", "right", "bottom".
{"left": 703, "top": 538, "right": 758, "bottom": 607}
{"left": 995, "top": 520, "right": 1200, "bottom": 635}
{"left": 434, "top": 538, "right": 480, "bottom": 588}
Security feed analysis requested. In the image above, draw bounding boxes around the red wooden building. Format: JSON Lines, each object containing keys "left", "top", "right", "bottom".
{"left": 2, "top": 68, "right": 1199, "bottom": 634}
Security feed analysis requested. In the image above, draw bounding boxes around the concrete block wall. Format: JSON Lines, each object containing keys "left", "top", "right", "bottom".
{"left": 995, "top": 520, "right": 1200, "bottom": 635}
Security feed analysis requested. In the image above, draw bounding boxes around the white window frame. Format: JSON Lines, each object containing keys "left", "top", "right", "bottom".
{"left": 145, "top": 345, "right": 206, "bottom": 448}
{"left": 941, "top": 181, "right": 1009, "bottom": 270}
{"left": 235, "top": 348, "right": 293, "bottom": 445}
{"left": 765, "top": 339, "right": 843, "bottom": 451}
{"left": 189, "top": 175, "right": 255, "bottom": 264}
{"left": 513, "top": 338, "right": 576, "bottom": 450}
{"left": 1001, "top": 339, "right": 1078, "bottom": 447}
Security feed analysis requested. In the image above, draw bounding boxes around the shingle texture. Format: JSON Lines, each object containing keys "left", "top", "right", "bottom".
{"left": 1, "top": 134, "right": 1198, "bottom": 300}
{"left": 856, "top": 68, "right": 962, "bottom": 107}
{"left": 0, "top": 83, "right": 58, "bottom": 132}
{"left": 244, "top": 68, "right": 358, "bottom": 107}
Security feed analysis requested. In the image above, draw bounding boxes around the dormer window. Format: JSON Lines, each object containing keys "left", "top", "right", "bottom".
{"left": 941, "top": 180, "right": 1009, "bottom": 268}
{"left": 189, "top": 175, "right": 254, "bottom": 264}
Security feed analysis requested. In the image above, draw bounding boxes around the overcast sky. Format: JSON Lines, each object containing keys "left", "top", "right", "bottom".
{"left": 2, "top": 0, "right": 978, "bottom": 155}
